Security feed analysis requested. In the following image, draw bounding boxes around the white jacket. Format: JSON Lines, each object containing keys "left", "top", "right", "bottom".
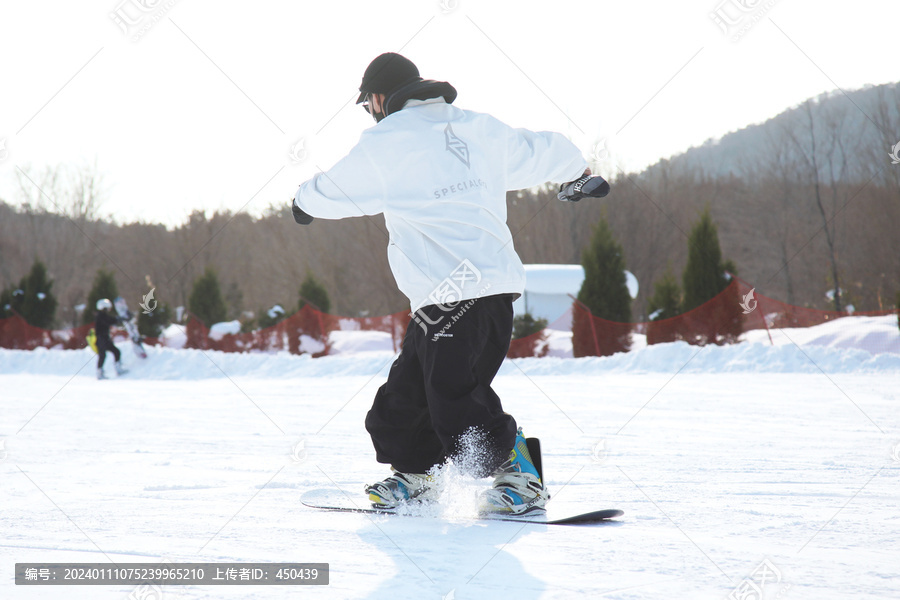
{"left": 294, "top": 98, "right": 587, "bottom": 311}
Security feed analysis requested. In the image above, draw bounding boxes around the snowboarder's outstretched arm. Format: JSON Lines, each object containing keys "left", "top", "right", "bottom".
{"left": 504, "top": 126, "right": 588, "bottom": 191}
{"left": 292, "top": 137, "right": 385, "bottom": 224}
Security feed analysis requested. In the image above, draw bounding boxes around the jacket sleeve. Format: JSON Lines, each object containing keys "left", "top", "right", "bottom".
{"left": 505, "top": 127, "right": 588, "bottom": 191}
{"left": 293, "top": 137, "right": 386, "bottom": 220}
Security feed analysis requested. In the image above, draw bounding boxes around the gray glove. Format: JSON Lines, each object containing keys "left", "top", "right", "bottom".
{"left": 292, "top": 200, "right": 314, "bottom": 225}
{"left": 558, "top": 175, "right": 610, "bottom": 202}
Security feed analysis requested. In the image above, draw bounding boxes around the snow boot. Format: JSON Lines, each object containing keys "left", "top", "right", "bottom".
{"left": 115, "top": 362, "right": 127, "bottom": 376}
{"left": 481, "top": 428, "right": 550, "bottom": 516}
{"left": 365, "top": 469, "right": 441, "bottom": 509}
{"left": 97, "top": 367, "right": 106, "bottom": 380}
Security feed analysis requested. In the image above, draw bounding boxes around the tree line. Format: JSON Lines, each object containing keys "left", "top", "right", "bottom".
{"left": 1, "top": 83, "right": 898, "bottom": 335}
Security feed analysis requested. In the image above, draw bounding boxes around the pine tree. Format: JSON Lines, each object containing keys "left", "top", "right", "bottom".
{"left": 0, "top": 285, "right": 25, "bottom": 319}
{"left": 572, "top": 217, "right": 632, "bottom": 357}
{"left": 10, "top": 260, "right": 59, "bottom": 329}
{"left": 84, "top": 269, "right": 119, "bottom": 324}
{"left": 298, "top": 273, "right": 331, "bottom": 313}
{"left": 648, "top": 270, "right": 682, "bottom": 321}
{"left": 682, "top": 209, "right": 727, "bottom": 312}
{"left": 512, "top": 312, "right": 548, "bottom": 339}
{"left": 189, "top": 268, "right": 227, "bottom": 325}
{"left": 507, "top": 311, "right": 550, "bottom": 359}
{"left": 137, "top": 301, "right": 171, "bottom": 338}
{"left": 645, "top": 269, "right": 682, "bottom": 345}
{"left": 681, "top": 208, "right": 742, "bottom": 344}
{"left": 257, "top": 304, "right": 287, "bottom": 329}
{"left": 223, "top": 281, "right": 244, "bottom": 321}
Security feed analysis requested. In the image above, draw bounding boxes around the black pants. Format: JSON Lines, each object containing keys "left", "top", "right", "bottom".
{"left": 365, "top": 293, "right": 518, "bottom": 478}
{"left": 97, "top": 337, "right": 120, "bottom": 369}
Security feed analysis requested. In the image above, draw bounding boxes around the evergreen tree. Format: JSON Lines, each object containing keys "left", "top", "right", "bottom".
{"left": 577, "top": 218, "right": 632, "bottom": 322}
{"left": 648, "top": 270, "right": 682, "bottom": 321}
{"left": 137, "top": 300, "right": 171, "bottom": 338}
{"left": 189, "top": 268, "right": 227, "bottom": 325}
{"left": 645, "top": 269, "right": 682, "bottom": 345}
{"left": 4, "top": 260, "right": 58, "bottom": 328}
{"left": 257, "top": 304, "right": 287, "bottom": 329}
{"left": 512, "top": 312, "right": 548, "bottom": 339}
{"left": 572, "top": 217, "right": 632, "bottom": 357}
{"left": 682, "top": 209, "right": 729, "bottom": 312}
{"left": 223, "top": 280, "right": 244, "bottom": 321}
{"left": 508, "top": 311, "right": 550, "bottom": 359}
{"left": 681, "top": 208, "right": 742, "bottom": 344}
{"left": 0, "top": 286, "right": 25, "bottom": 319}
{"left": 298, "top": 273, "right": 331, "bottom": 313}
{"left": 84, "top": 269, "right": 119, "bottom": 324}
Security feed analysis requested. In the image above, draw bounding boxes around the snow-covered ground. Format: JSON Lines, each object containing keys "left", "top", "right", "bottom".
{"left": 1, "top": 316, "right": 898, "bottom": 599}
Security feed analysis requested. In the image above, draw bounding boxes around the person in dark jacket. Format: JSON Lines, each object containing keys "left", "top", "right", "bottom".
{"left": 94, "top": 298, "right": 125, "bottom": 379}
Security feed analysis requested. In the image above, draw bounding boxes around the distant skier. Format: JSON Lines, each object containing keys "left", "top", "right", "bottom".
{"left": 292, "top": 52, "right": 605, "bottom": 515}
{"left": 94, "top": 298, "right": 126, "bottom": 379}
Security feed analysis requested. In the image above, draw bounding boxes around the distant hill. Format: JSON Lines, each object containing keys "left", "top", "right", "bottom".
{"left": 642, "top": 81, "right": 900, "bottom": 183}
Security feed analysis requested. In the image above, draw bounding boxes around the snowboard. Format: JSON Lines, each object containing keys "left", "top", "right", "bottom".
{"left": 300, "top": 489, "right": 623, "bottom": 525}
{"left": 302, "top": 438, "right": 623, "bottom": 526}
{"left": 114, "top": 296, "right": 148, "bottom": 359}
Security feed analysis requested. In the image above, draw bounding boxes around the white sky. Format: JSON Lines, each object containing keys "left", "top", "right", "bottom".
{"left": 1, "top": 0, "right": 898, "bottom": 227}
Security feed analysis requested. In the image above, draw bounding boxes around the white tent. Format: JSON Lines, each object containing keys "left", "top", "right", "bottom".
{"left": 513, "top": 265, "right": 583, "bottom": 330}
{"left": 513, "top": 264, "right": 638, "bottom": 330}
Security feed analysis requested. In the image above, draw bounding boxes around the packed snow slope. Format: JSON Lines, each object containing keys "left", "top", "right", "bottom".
{"left": 1, "top": 316, "right": 898, "bottom": 599}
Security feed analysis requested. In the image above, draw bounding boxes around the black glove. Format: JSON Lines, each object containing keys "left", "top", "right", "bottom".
{"left": 557, "top": 175, "right": 610, "bottom": 202}
{"left": 292, "top": 200, "right": 314, "bottom": 225}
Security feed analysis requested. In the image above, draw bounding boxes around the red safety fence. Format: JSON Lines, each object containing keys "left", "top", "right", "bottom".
{"left": 182, "top": 306, "right": 410, "bottom": 356}
{"left": 0, "top": 316, "right": 157, "bottom": 351}
{"left": 2, "top": 279, "right": 896, "bottom": 358}
{"left": 570, "top": 277, "right": 898, "bottom": 357}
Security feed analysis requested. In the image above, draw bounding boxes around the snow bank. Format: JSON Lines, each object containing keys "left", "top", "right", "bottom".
{"left": 744, "top": 314, "right": 900, "bottom": 355}
{"left": 208, "top": 320, "right": 242, "bottom": 340}
{"left": 0, "top": 315, "right": 895, "bottom": 379}
{"left": 1, "top": 325, "right": 897, "bottom": 382}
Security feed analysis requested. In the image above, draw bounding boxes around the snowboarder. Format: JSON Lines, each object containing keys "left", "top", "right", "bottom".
{"left": 292, "top": 52, "right": 598, "bottom": 515}
{"left": 94, "top": 298, "right": 126, "bottom": 379}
